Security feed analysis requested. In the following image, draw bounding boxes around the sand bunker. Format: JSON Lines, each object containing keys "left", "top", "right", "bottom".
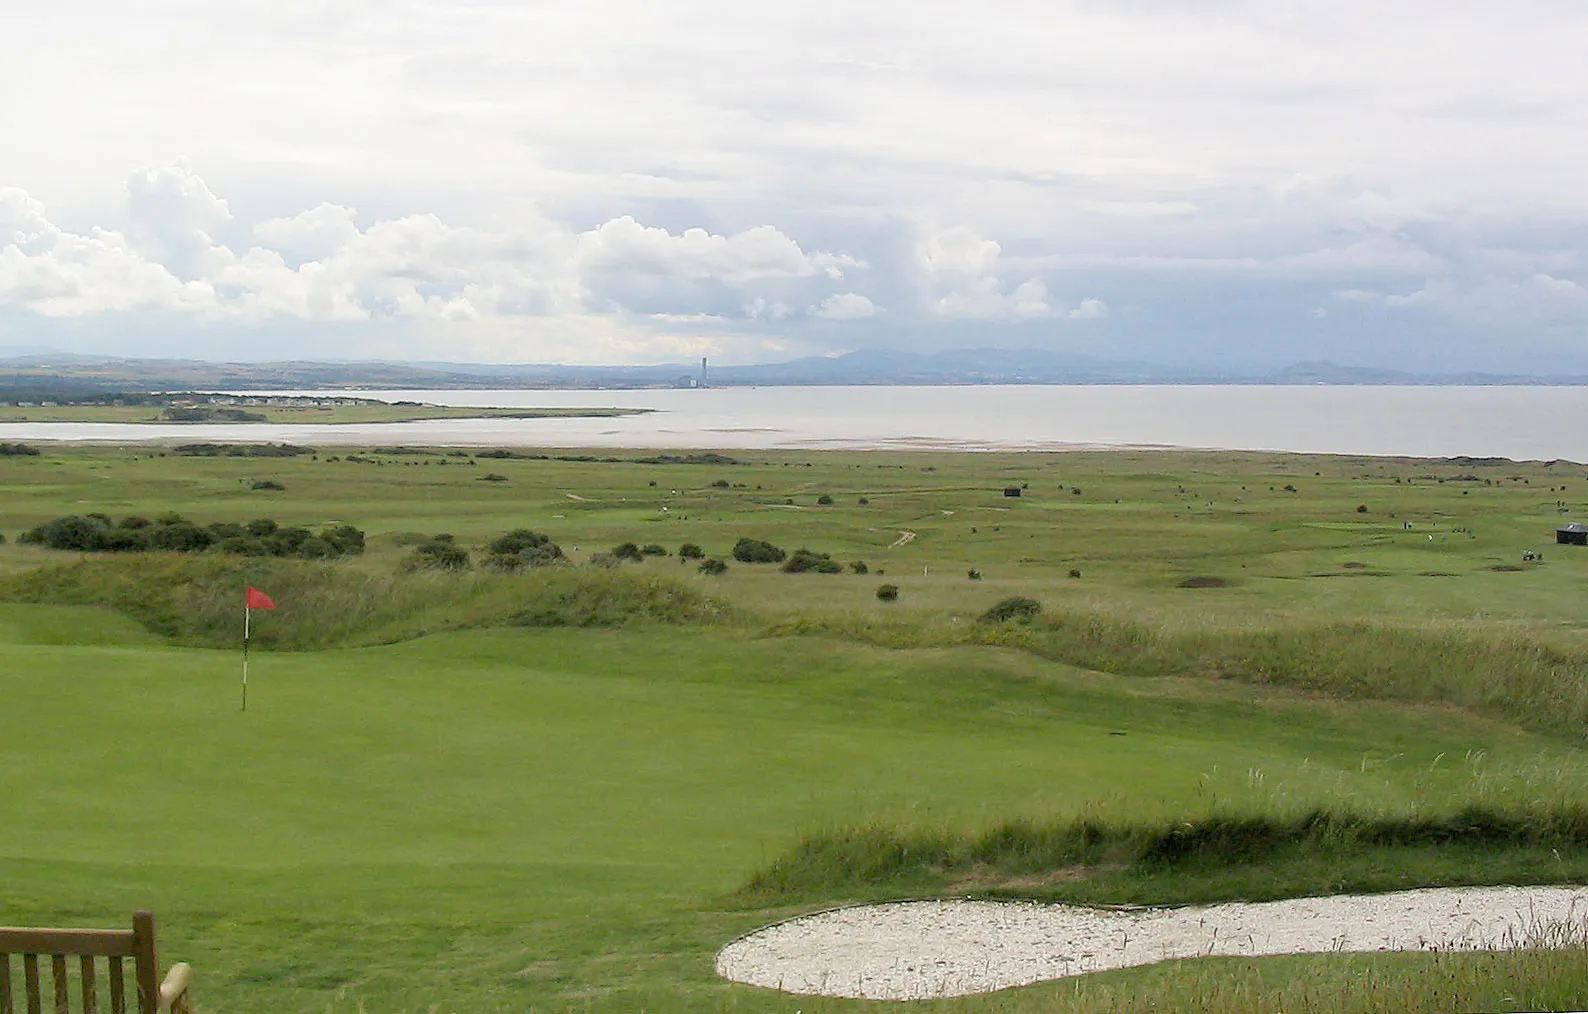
{"left": 716, "top": 886, "right": 1588, "bottom": 1000}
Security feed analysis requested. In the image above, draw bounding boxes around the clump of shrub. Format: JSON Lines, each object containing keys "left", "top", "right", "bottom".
{"left": 641, "top": 544, "right": 668, "bottom": 557}
{"left": 0, "top": 442, "right": 40, "bottom": 456}
{"left": 979, "top": 596, "right": 1041, "bottom": 623}
{"left": 612, "top": 542, "right": 645, "bottom": 562}
{"left": 733, "top": 537, "right": 786, "bottom": 563}
{"left": 967, "top": 569, "right": 982, "bottom": 580}
{"left": 849, "top": 560, "right": 868, "bottom": 574}
{"left": 250, "top": 479, "right": 285, "bottom": 491}
{"left": 875, "top": 583, "right": 899, "bottom": 601}
{"left": 679, "top": 543, "right": 705, "bottom": 560}
{"left": 782, "top": 548, "right": 842, "bottom": 574}
{"left": 485, "top": 529, "right": 565, "bottom": 570}
{"left": 18, "top": 513, "right": 364, "bottom": 560}
{"left": 711, "top": 479, "right": 731, "bottom": 488}
{"left": 478, "top": 472, "right": 509, "bottom": 482}
{"left": 405, "top": 534, "right": 470, "bottom": 571}
{"left": 698, "top": 558, "right": 729, "bottom": 575}
{"left": 174, "top": 443, "right": 311, "bottom": 458}
{"left": 816, "top": 494, "right": 834, "bottom": 505}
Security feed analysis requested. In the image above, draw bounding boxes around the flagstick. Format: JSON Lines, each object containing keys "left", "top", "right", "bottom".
{"left": 242, "top": 602, "right": 250, "bottom": 712}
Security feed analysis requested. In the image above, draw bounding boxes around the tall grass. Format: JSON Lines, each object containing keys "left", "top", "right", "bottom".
{"left": 742, "top": 806, "right": 1588, "bottom": 905}
{"left": 770, "top": 609, "right": 1588, "bottom": 739}
{"left": 0, "top": 554, "right": 730, "bottom": 648}
{"left": 10, "top": 554, "right": 1588, "bottom": 738}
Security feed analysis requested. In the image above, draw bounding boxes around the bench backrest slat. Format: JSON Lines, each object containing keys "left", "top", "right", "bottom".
{"left": 22, "top": 954, "right": 40, "bottom": 1014}
{"left": 79, "top": 957, "right": 96, "bottom": 1014}
{"left": 107, "top": 959, "right": 123, "bottom": 1014}
{"left": 50, "top": 955, "right": 66, "bottom": 1014}
{"left": 0, "top": 914, "right": 164, "bottom": 1014}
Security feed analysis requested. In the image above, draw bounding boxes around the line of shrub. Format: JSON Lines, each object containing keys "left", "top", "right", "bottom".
{"left": 173, "top": 443, "right": 312, "bottom": 457}
{"left": 18, "top": 513, "right": 365, "bottom": 559}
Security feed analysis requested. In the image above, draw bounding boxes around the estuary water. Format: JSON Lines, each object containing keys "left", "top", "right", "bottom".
{"left": 1, "top": 385, "right": 1585, "bottom": 460}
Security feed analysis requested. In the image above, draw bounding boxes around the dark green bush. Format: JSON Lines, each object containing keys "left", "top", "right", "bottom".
{"left": 406, "top": 535, "right": 470, "bottom": 571}
{"left": 782, "top": 548, "right": 841, "bottom": 574}
{"left": 733, "top": 537, "right": 786, "bottom": 563}
{"left": 612, "top": 542, "right": 644, "bottom": 562}
{"left": 698, "top": 558, "right": 728, "bottom": 575}
{"left": 485, "top": 529, "right": 565, "bottom": 570}
{"left": 678, "top": 543, "right": 705, "bottom": 560}
{"left": 980, "top": 596, "right": 1042, "bottom": 623}
{"left": 0, "top": 442, "right": 40, "bottom": 456}
{"left": 641, "top": 544, "right": 668, "bottom": 557}
{"left": 816, "top": 494, "right": 834, "bottom": 505}
{"left": 875, "top": 583, "right": 899, "bottom": 601}
{"left": 849, "top": 560, "right": 868, "bottom": 574}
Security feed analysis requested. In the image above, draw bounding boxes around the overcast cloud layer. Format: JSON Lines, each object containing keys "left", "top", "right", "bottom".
{"left": 2, "top": 0, "right": 1586, "bottom": 370}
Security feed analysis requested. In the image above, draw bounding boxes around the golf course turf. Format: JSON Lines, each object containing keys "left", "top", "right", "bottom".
{"left": 4, "top": 444, "right": 1588, "bottom": 1011}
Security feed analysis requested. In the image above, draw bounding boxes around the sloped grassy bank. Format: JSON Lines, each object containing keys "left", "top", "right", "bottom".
{"left": 8, "top": 555, "right": 1588, "bottom": 741}
{"left": 773, "top": 612, "right": 1588, "bottom": 741}
{"left": 740, "top": 809, "right": 1588, "bottom": 909}
{"left": 0, "top": 554, "right": 727, "bottom": 649}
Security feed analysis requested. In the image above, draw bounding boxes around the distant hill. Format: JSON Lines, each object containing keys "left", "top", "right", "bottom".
{"left": 1, "top": 350, "right": 1584, "bottom": 393}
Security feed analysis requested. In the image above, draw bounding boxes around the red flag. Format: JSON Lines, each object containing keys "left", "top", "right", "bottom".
{"left": 246, "top": 586, "right": 277, "bottom": 610}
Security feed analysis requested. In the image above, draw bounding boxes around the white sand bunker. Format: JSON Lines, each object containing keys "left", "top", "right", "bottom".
{"left": 717, "top": 886, "right": 1588, "bottom": 1000}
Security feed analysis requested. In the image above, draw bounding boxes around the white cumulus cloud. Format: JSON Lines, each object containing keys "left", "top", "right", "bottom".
{"left": 814, "top": 292, "right": 878, "bottom": 319}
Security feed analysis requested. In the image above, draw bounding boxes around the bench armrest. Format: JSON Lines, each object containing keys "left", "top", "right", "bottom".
{"left": 157, "top": 962, "right": 194, "bottom": 1014}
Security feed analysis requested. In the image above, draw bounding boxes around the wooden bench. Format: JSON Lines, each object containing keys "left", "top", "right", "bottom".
{"left": 0, "top": 911, "right": 192, "bottom": 1014}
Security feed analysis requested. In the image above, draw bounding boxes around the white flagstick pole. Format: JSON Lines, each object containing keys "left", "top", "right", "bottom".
{"left": 242, "top": 599, "right": 250, "bottom": 712}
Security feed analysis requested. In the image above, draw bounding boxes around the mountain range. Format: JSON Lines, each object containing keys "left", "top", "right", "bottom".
{"left": 1, "top": 349, "right": 1584, "bottom": 392}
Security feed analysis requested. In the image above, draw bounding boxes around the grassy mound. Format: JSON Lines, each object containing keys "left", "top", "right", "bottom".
{"left": 744, "top": 807, "right": 1588, "bottom": 907}
{"left": 772, "top": 609, "right": 1588, "bottom": 739}
{"left": 0, "top": 554, "right": 728, "bottom": 648}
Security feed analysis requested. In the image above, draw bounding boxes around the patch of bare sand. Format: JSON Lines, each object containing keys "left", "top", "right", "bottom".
{"left": 716, "top": 887, "right": 1588, "bottom": 1000}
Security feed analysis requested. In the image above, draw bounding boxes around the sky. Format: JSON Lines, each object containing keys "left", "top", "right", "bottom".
{"left": 2, "top": 0, "right": 1587, "bottom": 371}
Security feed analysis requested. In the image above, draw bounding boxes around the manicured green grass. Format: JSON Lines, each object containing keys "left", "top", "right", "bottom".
{"left": 4, "top": 607, "right": 1588, "bottom": 1010}
{"left": 5, "top": 445, "right": 1588, "bottom": 1010}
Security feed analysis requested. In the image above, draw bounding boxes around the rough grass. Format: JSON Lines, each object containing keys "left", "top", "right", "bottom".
{"left": 742, "top": 807, "right": 1588, "bottom": 905}
{"left": 770, "top": 609, "right": 1588, "bottom": 739}
{"left": 0, "top": 554, "right": 729, "bottom": 648}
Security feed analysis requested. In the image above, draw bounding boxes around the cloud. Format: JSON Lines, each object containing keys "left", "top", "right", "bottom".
{"left": 124, "top": 160, "right": 233, "bottom": 278}
{"left": 1357, "top": 273, "right": 1588, "bottom": 328}
{"left": 575, "top": 216, "right": 858, "bottom": 283}
{"left": 919, "top": 226, "right": 1042, "bottom": 318}
{"left": 1067, "top": 297, "right": 1109, "bottom": 319}
{"left": 254, "top": 204, "right": 363, "bottom": 262}
{"left": 916, "top": 227, "right": 1101, "bottom": 320}
{"left": 813, "top": 291, "right": 878, "bottom": 319}
{"left": 0, "top": 187, "right": 214, "bottom": 317}
{"left": 0, "top": 164, "right": 881, "bottom": 355}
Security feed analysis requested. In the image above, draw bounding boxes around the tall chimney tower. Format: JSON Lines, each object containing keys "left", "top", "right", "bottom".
{"left": 700, "top": 357, "right": 708, "bottom": 389}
